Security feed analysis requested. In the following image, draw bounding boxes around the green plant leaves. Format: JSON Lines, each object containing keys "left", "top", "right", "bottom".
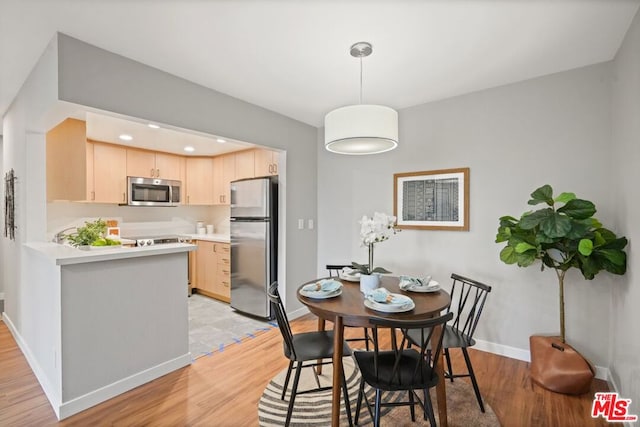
{"left": 528, "top": 185, "right": 554, "bottom": 205}
{"left": 496, "top": 184, "right": 628, "bottom": 282}
{"left": 578, "top": 239, "right": 593, "bottom": 256}
{"left": 557, "top": 199, "right": 596, "bottom": 220}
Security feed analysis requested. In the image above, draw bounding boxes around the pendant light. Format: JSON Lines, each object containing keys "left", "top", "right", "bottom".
{"left": 324, "top": 42, "right": 398, "bottom": 155}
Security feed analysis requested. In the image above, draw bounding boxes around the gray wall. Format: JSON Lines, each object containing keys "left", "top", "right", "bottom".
{"left": 611, "top": 8, "right": 640, "bottom": 414}
{"left": 318, "top": 62, "right": 618, "bottom": 367}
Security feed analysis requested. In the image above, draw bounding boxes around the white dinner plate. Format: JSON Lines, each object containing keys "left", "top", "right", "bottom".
{"left": 338, "top": 271, "right": 361, "bottom": 282}
{"left": 299, "top": 288, "right": 343, "bottom": 299}
{"left": 403, "top": 280, "right": 441, "bottom": 293}
{"left": 364, "top": 298, "right": 415, "bottom": 313}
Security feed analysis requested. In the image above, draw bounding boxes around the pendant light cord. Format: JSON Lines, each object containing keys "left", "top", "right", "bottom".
{"left": 359, "top": 56, "right": 363, "bottom": 104}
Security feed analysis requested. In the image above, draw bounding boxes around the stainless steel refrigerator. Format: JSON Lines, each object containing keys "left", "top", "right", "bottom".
{"left": 230, "top": 177, "right": 277, "bottom": 319}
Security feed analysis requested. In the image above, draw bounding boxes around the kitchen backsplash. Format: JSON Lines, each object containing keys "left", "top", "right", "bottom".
{"left": 47, "top": 201, "right": 230, "bottom": 239}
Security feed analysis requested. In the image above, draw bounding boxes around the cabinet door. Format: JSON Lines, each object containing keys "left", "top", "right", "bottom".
{"left": 254, "top": 149, "right": 278, "bottom": 177}
{"left": 235, "top": 150, "right": 255, "bottom": 180}
{"left": 126, "top": 149, "right": 156, "bottom": 178}
{"left": 213, "top": 154, "right": 235, "bottom": 205}
{"left": 86, "top": 141, "right": 95, "bottom": 201}
{"left": 155, "top": 152, "right": 183, "bottom": 181}
{"left": 93, "top": 143, "right": 127, "bottom": 203}
{"left": 46, "top": 118, "right": 90, "bottom": 202}
{"left": 195, "top": 241, "right": 216, "bottom": 294}
{"left": 185, "top": 157, "right": 214, "bottom": 205}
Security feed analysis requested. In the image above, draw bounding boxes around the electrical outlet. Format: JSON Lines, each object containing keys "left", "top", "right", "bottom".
{"left": 308, "top": 219, "right": 314, "bottom": 230}
{"left": 298, "top": 219, "right": 304, "bottom": 230}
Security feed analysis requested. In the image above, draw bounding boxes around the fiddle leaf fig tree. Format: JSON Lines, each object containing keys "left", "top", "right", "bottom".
{"left": 496, "top": 185, "right": 628, "bottom": 343}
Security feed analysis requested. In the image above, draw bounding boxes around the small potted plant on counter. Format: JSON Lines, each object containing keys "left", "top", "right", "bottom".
{"left": 64, "top": 219, "right": 122, "bottom": 249}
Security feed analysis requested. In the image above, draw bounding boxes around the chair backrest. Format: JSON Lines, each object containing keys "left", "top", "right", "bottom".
{"left": 447, "top": 273, "right": 492, "bottom": 341}
{"left": 267, "top": 282, "right": 297, "bottom": 360}
{"left": 326, "top": 264, "right": 350, "bottom": 278}
{"left": 369, "top": 312, "right": 454, "bottom": 385}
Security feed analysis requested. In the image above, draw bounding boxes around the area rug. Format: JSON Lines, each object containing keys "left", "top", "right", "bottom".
{"left": 258, "top": 357, "right": 501, "bottom": 426}
{"left": 188, "top": 293, "right": 275, "bottom": 359}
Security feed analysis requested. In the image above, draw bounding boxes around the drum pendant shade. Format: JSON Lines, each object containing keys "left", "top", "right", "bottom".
{"left": 324, "top": 105, "right": 398, "bottom": 155}
{"left": 324, "top": 41, "right": 398, "bottom": 155}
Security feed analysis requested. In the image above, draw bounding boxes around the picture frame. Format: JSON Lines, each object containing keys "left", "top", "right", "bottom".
{"left": 393, "top": 167, "right": 470, "bottom": 231}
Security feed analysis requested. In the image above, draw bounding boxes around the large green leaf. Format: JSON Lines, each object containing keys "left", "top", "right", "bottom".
{"left": 519, "top": 208, "right": 553, "bottom": 229}
{"left": 596, "top": 249, "right": 627, "bottom": 266}
{"left": 555, "top": 192, "right": 576, "bottom": 204}
{"left": 500, "top": 246, "right": 518, "bottom": 264}
{"left": 517, "top": 251, "right": 538, "bottom": 267}
{"left": 540, "top": 213, "right": 573, "bottom": 238}
{"left": 515, "top": 242, "right": 537, "bottom": 254}
{"left": 565, "top": 220, "right": 592, "bottom": 240}
{"left": 495, "top": 226, "right": 511, "bottom": 243}
{"left": 598, "top": 236, "right": 628, "bottom": 251}
{"left": 578, "top": 239, "right": 593, "bottom": 256}
{"left": 557, "top": 199, "right": 596, "bottom": 220}
{"left": 528, "top": 185, "right": 554, "bottom": 205}
{"left": 577, "top": 254, "right": 599, "bottom": 280}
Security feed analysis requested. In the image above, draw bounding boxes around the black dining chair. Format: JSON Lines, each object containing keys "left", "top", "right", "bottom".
{"left": 405, "top": 273, "right": 492, "bottom": 412}
{"left": 267, "top": 282, "right": 353, "bottom": 427}
{"left": 353, "top": 312, "right": 454, "bottom": 427}
{"left": 326, "top": 264, "right": 373, "bottom": 351}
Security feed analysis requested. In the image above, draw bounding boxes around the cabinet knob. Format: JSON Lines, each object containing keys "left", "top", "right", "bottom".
{"left": 150, "top": 168, "right": 155, "bottom": 177}
{"left": 156, "top": 169, "right": 160, "bottom": 177}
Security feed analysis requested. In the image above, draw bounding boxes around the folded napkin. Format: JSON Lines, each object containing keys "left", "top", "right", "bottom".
{"left": 366, "top": 287, "right": 413, "bottom": 306}
{"left": 340, "top": 267, "right": 360, "bottom": 277}
{"left": 399, "top": 275, "right": 433, "bottom": 290}
{"left": 302, "top": 279, "right": 342, "bottom": 293}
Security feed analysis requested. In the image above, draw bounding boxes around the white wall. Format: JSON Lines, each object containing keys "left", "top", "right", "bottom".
{"left": 318, "top": 62, "right": 618, "bottom": 367}
{"left": 611, "top": 8, "right": 640, "bottom": 414}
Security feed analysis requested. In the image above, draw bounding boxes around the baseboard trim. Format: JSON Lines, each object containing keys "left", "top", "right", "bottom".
{"left": 2, "top": 312, "right": 62, "bottom": 419}
{"left": 473, "top": 338, "right": 608, "bottom": 381}
{"left": 287, "top": 306, "right": 310, "bottom": 320}
{"left": 58, "top": 353, "right": 192, "bottom": 420}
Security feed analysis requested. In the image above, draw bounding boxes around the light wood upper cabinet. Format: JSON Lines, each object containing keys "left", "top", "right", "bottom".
{"left": 235, "top": 150, "right": 255, "bottom": 180}
{"left": 185, "top": 157, "right": 214, "bottom": 205}
{"left": 254, "top": 149, "right": 279, "bottom": 177}
{"left": 47, "top": 118, "right": 89, "bottom": 201}
{"left": 213, "top": 154, "right": 235, "bottom": 205}
{"left": 126, "top": 149, "right": 183, "bottom": 181}
{"left": 92, "top": 142, "right": 127, "bottom": 204}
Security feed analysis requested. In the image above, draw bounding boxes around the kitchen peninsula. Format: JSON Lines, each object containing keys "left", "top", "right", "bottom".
{"left": 20, "top": 241, "right": 195, "bottom": 419}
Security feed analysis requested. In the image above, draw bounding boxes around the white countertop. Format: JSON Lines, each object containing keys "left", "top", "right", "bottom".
{"left": 180, "top": 233, "right": 230, "bottom": 243}
{"left": 25, "top": 241, "right": 196, "bottom": 266}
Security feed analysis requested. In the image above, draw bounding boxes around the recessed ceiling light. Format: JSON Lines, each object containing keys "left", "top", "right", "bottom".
{"left": 147, "top": 123, "right": 160, "bottom": 129}
{"left": 217, "top": 138, "right": 227, "bottom": 143}
{"left": 184, "top": 146, "right": 195, "bottom": 152}
{"left": 119, "top": 134, "right": 133, "bottom": 141}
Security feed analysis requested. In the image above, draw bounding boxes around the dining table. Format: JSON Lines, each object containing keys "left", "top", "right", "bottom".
{"left": 297, "top": 275, "right": 452, "bottom": 427}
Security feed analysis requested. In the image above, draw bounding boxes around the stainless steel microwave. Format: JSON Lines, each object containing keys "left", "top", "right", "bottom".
{"left": 127, "top": 177, "right": 181, "bottom": 206}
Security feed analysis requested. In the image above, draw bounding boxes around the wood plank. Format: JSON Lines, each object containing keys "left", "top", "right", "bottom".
{"left": 0, "top": 316, "right": 609, "bottom": 426}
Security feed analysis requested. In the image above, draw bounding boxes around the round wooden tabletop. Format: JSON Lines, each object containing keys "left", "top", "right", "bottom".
{"left": 297, "top": 275, "right": 451, "bottom": 328}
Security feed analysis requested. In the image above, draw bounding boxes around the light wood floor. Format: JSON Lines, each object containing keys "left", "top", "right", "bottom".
{"left": 0, "top": 315, "right": 609, "bottom": 426}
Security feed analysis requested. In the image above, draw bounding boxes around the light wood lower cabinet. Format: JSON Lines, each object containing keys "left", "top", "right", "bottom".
{"left": 194, "top": 240, "right": 230, "bottom": 302}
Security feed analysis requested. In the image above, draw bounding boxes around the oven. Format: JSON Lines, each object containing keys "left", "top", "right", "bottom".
{"left": 127, "top": 177, "right": 181, "bottom": 206}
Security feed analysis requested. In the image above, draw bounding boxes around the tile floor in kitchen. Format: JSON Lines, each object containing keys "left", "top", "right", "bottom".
{"left": 188, "top": 293, "right": 275, "bottom": 358}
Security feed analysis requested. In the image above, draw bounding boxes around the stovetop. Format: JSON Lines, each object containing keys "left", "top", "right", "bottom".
{"left": 123, "top": 234, "right": 192, "bottom": 247}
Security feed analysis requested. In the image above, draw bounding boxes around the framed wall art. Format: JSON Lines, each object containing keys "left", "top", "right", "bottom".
{"left": 393, "top": 167, "right": 470, "bottom": 231}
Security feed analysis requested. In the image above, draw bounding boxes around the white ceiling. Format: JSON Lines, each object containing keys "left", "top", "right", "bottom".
{"left": 1, "top": 0, "right": 639, "bottom": 133}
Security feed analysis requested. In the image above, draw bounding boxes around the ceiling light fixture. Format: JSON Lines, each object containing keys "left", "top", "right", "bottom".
{"left": 184, "top": 146, "right": 195, "bottom": 153}
{"left": 147, "top": 123, "right": 160, "bottom": 129}
{"left": 119, "top": 134, "right": 133, "bottom": 141}
{"left": 324, "top": 41, "right": 398, "bottom": 155}
{"left": 217, "top": 138, "right": 227, "bottom": 143}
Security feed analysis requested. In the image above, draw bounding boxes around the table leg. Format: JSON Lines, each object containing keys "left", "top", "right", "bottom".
{"left": 434, "top": 324, "right": 448, "bottom": 427}
{"left": 317, "top": 318, "right": 326, "bottom": 374}
{"left": 332, "top": 315, "right": 344, "bottom": 427}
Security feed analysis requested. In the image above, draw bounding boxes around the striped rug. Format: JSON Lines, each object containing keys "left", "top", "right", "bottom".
{"left": 258, "top": 356, "right": 501, "bottom": 426}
